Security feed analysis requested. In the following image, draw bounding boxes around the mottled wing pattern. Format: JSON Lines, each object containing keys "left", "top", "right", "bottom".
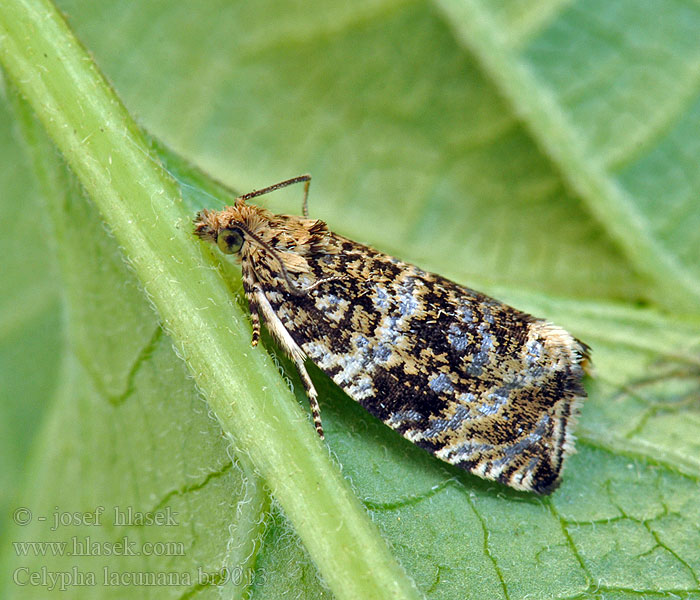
{"left": 251, "top": 234, "right": 588, "bottom": 494}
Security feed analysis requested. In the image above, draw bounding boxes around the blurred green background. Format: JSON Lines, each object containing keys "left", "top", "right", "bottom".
{"left": 2, "top": 0, "right": 700, "bottom": 598}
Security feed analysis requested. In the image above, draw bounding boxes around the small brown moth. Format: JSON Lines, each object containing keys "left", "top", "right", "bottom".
{"left": 194, "top": 176, "right": 590, "bottom": 494}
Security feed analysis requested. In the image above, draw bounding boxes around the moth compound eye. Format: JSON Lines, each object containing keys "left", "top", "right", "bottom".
{"left": 217, "top": 227, "right": 244, "bottom": 254}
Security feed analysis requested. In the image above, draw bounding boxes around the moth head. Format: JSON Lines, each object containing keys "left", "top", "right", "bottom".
{"left": 193, "top": 209, "right": 218, "bottom": 243}
{"left": 193, "top": 208, "right": 246, "bottom": 255}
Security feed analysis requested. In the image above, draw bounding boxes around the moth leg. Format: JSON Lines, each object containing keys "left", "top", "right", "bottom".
{"left": 250, "top": 279, "right": 325, "bottom": 439}
{"left": 241, "top": 258, "right": 261, "bottom": 346}
{"left": 248, "top": 298, "right": 261, "bottom": 347}
{"left": 292, "top": 358, "right": 324, "bottom": 439}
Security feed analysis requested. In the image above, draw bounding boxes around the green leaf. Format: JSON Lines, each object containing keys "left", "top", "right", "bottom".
{"left": 0, "top": 89, "right": 62, "bottom": 545}
{"left": 2, "top": 1, "right": 700, "bottom": 599}
{"left": 434, "top": 0, "right": 700, "bottom": 312}
{"left": 0, "top": 0, "right": 419, "bottom": 598}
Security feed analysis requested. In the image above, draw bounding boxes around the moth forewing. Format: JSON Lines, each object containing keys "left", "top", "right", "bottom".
{"left": 194, "top": 177, "right": 589, "bottom": 494}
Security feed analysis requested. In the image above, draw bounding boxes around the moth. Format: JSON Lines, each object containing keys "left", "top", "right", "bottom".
{"left": 194, "top": 175, "right": 590, "bottom": 494}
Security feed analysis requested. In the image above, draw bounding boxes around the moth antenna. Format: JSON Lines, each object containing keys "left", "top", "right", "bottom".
{"left": 237, "top": 224, "right": 312, "bottom": 296}
{"left": 235, "top": 174, "right": 312, "bottom": 217}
